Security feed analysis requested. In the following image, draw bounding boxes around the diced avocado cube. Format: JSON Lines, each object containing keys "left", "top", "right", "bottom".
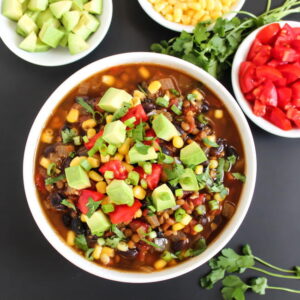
{"left": 2, "top": 0, "right": 23, "bottom": 21}
{"left": 102, "top": 121, "right": 126, "bottom": 146}
{"left": 17, "top": 14, "right": 38, "bottom": 36}
{"left": 68, "top": 33, "right": 89, "bottom": 54}
{"left": 28, "top": 0, "right": 49, "bottom": 11}
{"left": 128, "top": 146, "right": 158, "bottom": 164}
{"left": 19, "top": 31, "right": 37, "bottom": 52}
{"left": 107, "top": 180, "right": 134, "bottom": 206}
{"left": 98, "top": 88, "right": 132, "bottom": 113}
{"left": 35, "top": 38, "right": 50, "bottom": 51}
{"left": 152, "top": 184, "right": 176, "bottom": 212}
{"left": 49, "top": 0, "right": 72, "bottom": 18}
{"left": 152, "top": 114, "right": 180, "bottom": 141}
{"left": 84, "top": 0, "right": 102, "bottom": 15}
{"left": 85, "top": 210, "right": 111, "bottom": 236}
{"left": 65, "top": 165, "right": 91, "bottom": 190}
{"left": 62, "top": 10, "right": 81, "bottom": 31}
{"left": 180, "top": 142, "right": 207, "bottom": 166}
{"left": 39, "top": 23, "right": 64, "bottom": 47}
{"left": 179, "top": 168, "right": 199, "bottom": 191}
{"left": 36, "top": 9, "right": 54, "bottom": 28}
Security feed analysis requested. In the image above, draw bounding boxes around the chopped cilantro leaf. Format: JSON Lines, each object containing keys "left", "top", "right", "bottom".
{"left": 112, "top": 102, "right": 131, "bottom": 121}
{"left": 134, "top": 141, "right": 150, "bottom": 155}
{"left": 86, "top": 197, "right": 101, "bottom": 218}
{"left": 61, "top": 128, "right": 77, "bottom": 144}
{"left": 45, "top": 174, "right": 65, "bottom": 185}
{"left": 61, "top": 199, "right": 76, "bottom": 211}
{"left": 232, "top": 173, "right": 246, "bottom": 183}
{"left": 74, "top": 234, "right": 88, "bottom": 251}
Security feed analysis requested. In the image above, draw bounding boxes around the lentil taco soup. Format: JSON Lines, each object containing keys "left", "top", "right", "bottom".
{"left": 24, "top": 53, "right": 256, "bottom": 281}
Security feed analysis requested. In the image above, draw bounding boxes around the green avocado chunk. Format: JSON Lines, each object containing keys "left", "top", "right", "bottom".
{"left": 98, "top": 88, "right": 132, "bottom": 113}
{"left": 19, "top": 31, "right": 37, "bottom": 52}
{"left": 179, "top": 168, "right": 199, "bottom": 191}
{"left": 152, "top": 114, "right": 180, "bottom": 141}
{"left": 49, "top": 0, "right": 72, "bottom": 19}
{"left": 102, "top": 120, "right": 126, "bottom": 146}
{"left": 28, "top": 0, "right": 49, "bottom": 12}
{"left": 152, "top": 184, "right": 176, "bottom": 212}
{"left": 128, "top": 146, "right": 158, "bottom": 164}
{"left": 106, "top": 180, "right": 134, "bottom": 206}
{"left": 86, "top": 210, "right": 111, "bottom": 236}
{"left": 65, "top": 165, "right": 91, "bottom": 190}
{"left": 2, "top": 0, "right": 23, "bottom": 21}
{"left": 68, "top": 33, "right": 89, "bottom": 54}
{"left": 180, "top": 141, "right": 207, "bottom": 166}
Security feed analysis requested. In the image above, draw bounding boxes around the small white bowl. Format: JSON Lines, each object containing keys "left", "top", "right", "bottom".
{"left": 232, "top": 21, "right": 300, "bottom": 138}
{"left": 0, "top": 0, "right": 113, "bottom": 67}
{"left": 23, "top": 52, "right": 256, "bottom": 283}
{"left": 138, "top": 0, "right": 245, "bottom": 32}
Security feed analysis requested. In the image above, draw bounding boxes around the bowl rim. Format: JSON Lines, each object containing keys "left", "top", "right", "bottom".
{"left": 23, "top": 52, "right": 257, "bottom": 283}
{"left": 231, "top": 20, "right": 300, "bottom": 138}
{"left": 137, "top": 0, "right": 246, "bottom": 33}
{"left": 0, "top": 0, "right": 113, "bottom": 67}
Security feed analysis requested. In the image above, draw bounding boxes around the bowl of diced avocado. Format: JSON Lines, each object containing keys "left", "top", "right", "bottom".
{"left": 0, "top": 0, "right": 113, "bottom": 66}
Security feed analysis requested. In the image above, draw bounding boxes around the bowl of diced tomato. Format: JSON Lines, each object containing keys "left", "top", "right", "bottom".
{"left": 232, "top": 21, "right": 300, "bottom": 138}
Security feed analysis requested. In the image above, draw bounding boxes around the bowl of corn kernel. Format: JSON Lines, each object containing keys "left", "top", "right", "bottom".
{"left": 138, "top": 0, "right": 245, "bottom": 32}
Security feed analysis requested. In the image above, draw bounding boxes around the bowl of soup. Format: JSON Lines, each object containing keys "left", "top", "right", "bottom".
{"left": 23, "top": 52, "right": 256, "bottom": 282}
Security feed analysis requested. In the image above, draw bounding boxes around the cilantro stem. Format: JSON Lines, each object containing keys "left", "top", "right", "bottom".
{"left": 268, "top": 286, "right": 300, "bottom": 294}
{"left": 266, "top": 0, "right": 272, "bottom": 11}
{"left": 254, "top": 256, "right": 296, "bottom": 274}
{"left": 250, "top": 267, "right": 300, "bottom": 279}
{"left": 231, "top": 10, "right": 258, "bottom": 18}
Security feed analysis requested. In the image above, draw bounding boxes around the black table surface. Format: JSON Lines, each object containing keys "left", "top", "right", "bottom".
{"left": 1, "top": 0, "right": 300, "bottom": 299}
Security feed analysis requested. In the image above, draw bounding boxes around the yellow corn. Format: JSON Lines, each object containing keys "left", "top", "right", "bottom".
{"left": 148, "top": 80, "right": 162, "bottom": 94}
{"left": 173, "top": 8, "right": 183, "bottom": 22}
{"left": 122, "top": 162, "right": 134, "bottom": 172}
{"left": 138, "top": 66, "right": 150, "bottom": 79}
{"left": 118, "top": 138, "right": 131, "bottom": 155}
{"left": 133, "top": 90, "right": 146, "bottom": 100}
{"left": 204, "top": 135, "right": 216, "bottom": 147}
{"left": 41, "top": 129, "right": 54, "bottom": 144}
{"left": 154, "top": 259, "right": 167, "bottom": 270}
{"left": 117, "top": 241, "right": 129, "bottom": 252}
{"left": 93, "top": 245, "right": 103, "bottom": 260}
{"left": 180, "top": 215, "right": 192, "bottom": 226}
{"left": 87, "top": 128, "right": 96, "bottom": 139}
{"left": 89, "top": 170, "right": 103, "bottom": 182}
{"left": 209, "top": 159, "right": 219, "bottom": 169}
{"left": 80, "top": 214, "right": 87, "bottom": 223}
{"left": 113, "top": 153, "right": 124, "bottom": 161}
{"left": 100, "top": 154, "right": 110, "bottom": 163}
{"left": 172, "top": 136, "right": 184, "bottom": 149}
{"left": 66, "top": 108, "right": 79, "bottom": 123}
{"left": 214, "top": 109, "right": 224, "bottom": 119}
{"left": 39, "top": 157, "right": 50, "bottom": 169}
{"left": 101, "top": 247, "right": 115, "bottom": 257}
{"left": 102, "top": 75, "right": 115, "bottom": 86}
{"left": 195, "top": 165, "right": 204, "bottom": 175}
{"left": 133, "top": 186, "right": 146, "bottom": 200}
{"left": 214, "top": 192, "right": 226, "bottom": 202}
{"left": 66, "top": 230, "right": 75, "bottom": 246}
{"left": 172, "top": 223, "right": 185, "bottom": 231}
{"left": 192, "top": 89, "right": 204, "bottom": 101}
{"left": 87, "top": 157, "right": 100, "bottom": 168}
{"left": 132, "top": 97, "right": 141, "bottom": 107}
{"left": 70, "top": 156, "right": 87, "bottom": 167}
{"left": 100, "top": 253, "right": 110, "bottom": 265}
{"left": 96, "top": 181, "right": 107, "bottom": 194}
{"left": 82, "top": 119, "right": 97, "bottom": 131}
{"left": 106, "top": 115, "right": 113, "bottom": 123}
{"left": 125, "top": 154, "right": 131, "bottom": 164}
{"left": 134, "top": 209, "right": 142, "bottom": 219}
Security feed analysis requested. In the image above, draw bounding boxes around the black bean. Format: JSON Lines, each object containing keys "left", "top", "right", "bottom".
{"left": 43, "top": 144, "right": 56, "bottom": 156}
{"left": 117, "top": 249, "right": 138, "bottom": 260}
{"left": 171, "top": 239, "right": 189, "bottom": 252}
{"left": 199, "top": 216, "right": 208, "bottom": 226}
{"left": 156, "top": 231, "right": 164, "bottom": 238}
{"left": 62, "top": 213, "right": 72, "bottom": 228}
{"left": 209, "top": 144, "right": 224, "bottom": 157}
{"left": 71, "top": 217, "right": 86, "bottom": 234}
{"left": 160, "top": 145, "right": 172, "bottom": 156}
{"left": 226, "top": 145, "right": 239, "bottom": 158}
{"left": 76, "top": 146, "right": 88, "bottom": 157}
{"left": 50, "top": 192, "right": 65, "bottom": 211}
{"left": 201, "top": 101, "right": 210, "bottom": 113}
{"left": 142, "top": 100, "right": 156, "bottom": 113}
{"left": 61, "top": 157, "right": 72, "bottom": 170}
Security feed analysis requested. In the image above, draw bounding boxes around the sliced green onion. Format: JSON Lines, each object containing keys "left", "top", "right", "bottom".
{"left": 73, "top": 136, "right": 81, "bottom": 146}
{"left": 45, "top": 174, "right": 65, "bottom": 185}
{"left": 88, "top": 137, "right": 103, "bottom": 157}
{"left": 193, "top": 224, "right": 204, "bottom": 233}
{"left": 99, "top": 144, "right": 108, "bottom": 156}
{"left": 197, "top": 114, "right": 208, "bottom": 125}
{"left": 143, "top": 162, "right": 152, "bottom": 175}
{"left": 104, "top": 171, "right": 114, "bottom": 180}
{"left": 161, "top": 251, "right": 176, "bottom": 262}
{"left": 80, "top": 159, "right": 92, "bottom": 172}
{"left": 141, "top": 179, "right": 148, "bottom": 189}
{"left": 171, "top": 104, "right": 182, "bottom": 115}
{"left": 196, "top": 205, "right": 206, "bottom": 215}
{"left": 47, "top": 163, "right": 56, "bottom": 176}
{"left": 175, "top": 208, "right": 186, "bottom": 222}
{"left": 97, "top": 238, "right": 105, "bottom": 246}
{"left": 83, "top": 136, "right": 89, "bottom": 143}
{"left": 175, "top": 189, "right": 183, "bottom": 197}
{"left": 102, "top": 203, "right": 115, "bottom": 214}
{"left": 170, "top": 88, "right": 180, "bottom": 96}
{"left": 187, "top": 94, "right": 197, "bottom": 101}
{"left": 124, "top": 117, "right": 136, "bottom": 127}
{"left": 208, "top": 200, "right": 219, "bottom": 211}
{"left": 128, "top": 171, "right": 140, "bottom": 186}
{"left": 107, "top": 144, "right": 117, "bottom": 156}
{"left": 148, "top": 231, "right": 157, "bottom": 239}
{"left": 156, "top": 97, "right": 169, "bottom": 108}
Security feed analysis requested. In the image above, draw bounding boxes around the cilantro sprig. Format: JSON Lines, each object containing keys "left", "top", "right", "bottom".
{"left": 151, "top": 0, "right": 300, "bottom": 78}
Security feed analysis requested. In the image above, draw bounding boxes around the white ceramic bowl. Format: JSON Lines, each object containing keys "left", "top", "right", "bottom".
{"left": 232, "top": 21, "right": 300, "bottom": 138}
{"left": 23, "top": 52, "right": 257, "bottom": 283}
{"left": 138, "top": 0, "right": 245, "bottom": 32}
{"left": 0, "top": 0, "right": 113, "bottom": 67}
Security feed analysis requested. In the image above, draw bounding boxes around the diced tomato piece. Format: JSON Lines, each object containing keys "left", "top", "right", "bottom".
{"left": 277, "top": 87, "right": 292, "bottom": 110}
{"left": 256, "top": 66, "right": 283, "bottom": 82}
{"left": 267, "top": 59, "right": 287, "bottom": 68}
{"left": 191, "top": 194, "right": 205, "bottom": 206}
{"left": 278, "top": 64, "right": 300, "bottom": 84}
{"left": 35, "top": 172, "right": 46, "bottom": 193}
{"left": 272, "top": 46, "right": 298, "bottom": 63}
{"left": 134, "top": 164, "right": 162, "bottom": 190}
{"left": 129, "top": 220, "right": 149, "bottom": 232}
{"left": 291, "top": 81, "right": 300, "bottom": 107}
{"left": 291, "top": 39, "right": 300, "bottom": 51}
{"left": 258, "top": 80, "right": 278, "bottom": 107}
{"left": 109, "top": 199, "right": 142, "bottom": 224}
{"left": 99, "top": 160, "right": 128, "bottom": 180}
{"left": 274, "top": 24, "right": 295, "bottom": 47}
{"left": 268, "top": 107, "right": 292, "bottom": 130}
{"left": 287, "top": 107, "right": 300, "bottom": 128}
{"left": 253, "top": 100, "right": 267, "bottom": 117}
{"left": 239, "top": 62, "right": 259, "bottom": 93}
{"left": 84, "top": 130, "right": 103, "bottom": 150}
{"left": 245, "top": 92, "right": 255, "bottom": 102}
{"left": 252, "top": 45, "right": 272, "bottom": 66}
{"left": 77, "top": 190, "right": 105, "bottom": 214}
{"left": 256, "top": 23, "right": 281, "bottom": 45}
{"left": 247, "top": 39, "right": 263, "bottom": 61}
{"left": 252, "top": 85, "right": 264, "bottom": 98}
{"left": 144, "top": 129, "right": 159, "bottom": 146}
{"left": 121, "top": 104, "right": 148, "bottom": 125}
{"left": 293, "top": 27, "right": 300, "bottom": 37}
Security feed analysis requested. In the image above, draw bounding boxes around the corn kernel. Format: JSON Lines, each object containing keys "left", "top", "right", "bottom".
{"left": 82, "top": 119, "right": 97, "bottom": 131}
{"left": 134, "top": 209, "right": 142, "bottom": 219}
{"left": 89, "top": 170, "right": 103, "bottom": 182}
{"left": 148, "top": 80, "right": 162, "bottom": 94}
{"left": 113, "top": 153, "right": 124, "bottom": 161}
{"left": 214, "top": 192, "right": 226, "bottom": 202}
{"left": 133, "top": 90, "right": 146, "bottom": 100}
{"left": 96, "top": 181, "right": 107, "bottom": 194}
{"left": 39, "top": 157, "right": 50, "bottom": 169}
{"left": 117, "top": 241, "right": 129, "bottom": 252}
{"left": 173, "top": 136, "right": 184, "bottom": 148}
{"left": 209, "top": 159, "right": 219, "bottom": 169}
{"left": 101, "top": 247, "right": 115, "bottom": 257}
{"left": 154, "top": 259, "right": 167, "bottom": 270}
{"left": 80, "top": 214, "right": 88, "bottom": 223}
{"left": 154, "top": 2, "right": 167, "bottom": 12}
{"left": 100, "top": 253, "right": 110, "bottom": 265}
{"left": 102, "top": 75, "right": 115, "bottom": 86}
{"left": 66, "top": 230, "right": 75, "bottom": 246}
{"left": 122, "top": 162, "right": 134, "bottom": 172}
{"left": 93, "top": 245, "right": 103, "bottom": 260}
{"left": 214, "top": 109, "right": 224, "bottom": 119}
{"left": 100, "top": 154, "right": 110, "bottom": 163}
{"left": 66, "top": 108, "right": 79, "bottom": 123}
{"left": 41, "top": 129, "right": 54, "bottom": 144}
{"left": 106, "top": 115, "right": 113, "bottom": 123}
{"left": 195, "top": 165, "right": 204, "bottom": 175}
{"left": 133, "top": 186, "right": 146, "bottom": 200}
{"left": 174, "top": 8, "right": 183, "bottom": 22}
{"left": 118, "top": 138, "right": 131, "bottom": 155}
{"left": 165, "top": 14, "right": 173, "bottom": 21}
{"left": 132, "top": 97, "right": 141, "bottom": 107}
{"left": 87, "top": 128, "right": 96, "bottom": 139}
{"left": 172, "top": 223, "right": 185, "bottom": 231}
{"left": 87, "top": 157, "right": 100, "bottom": 168}
{"left": 138, "top": 66, "right": 150, "bottom": 79}
{"left": 125, "top": 154, "right": 131, "bottom": 164}
{"left": 70, "top": 156, "right": 87, "bottom": 167}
